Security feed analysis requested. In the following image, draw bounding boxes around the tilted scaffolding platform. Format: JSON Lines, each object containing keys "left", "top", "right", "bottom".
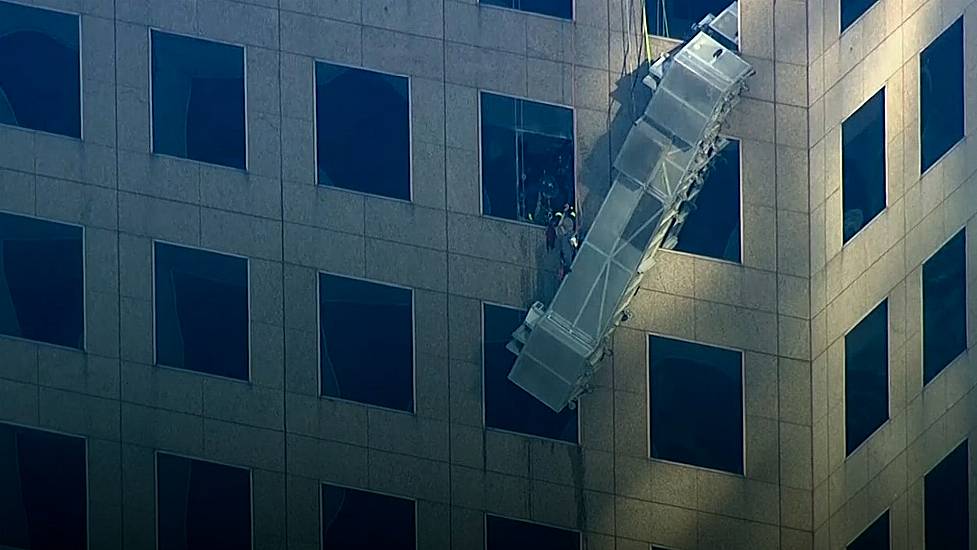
{"left": 506, "top": 2, "right": 755, "bottom": 412}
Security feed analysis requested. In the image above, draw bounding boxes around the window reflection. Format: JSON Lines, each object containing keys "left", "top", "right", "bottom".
{"left": 920, "top": 18, "right": 964, "bottom": 173}
{"left": 321, "top": 485, "right": 415, "bottom": 550}
{"left": 645, "top": 0, "right": 734, "bottom": 41}
{"left": 486, "top": 515, "right": 579, "bottom": 550}
{"left": 0, "top": 212, "right": 84, "bottom": 349}
{"left": 154, "top": 242, "right": 249, "bottom": 380}
{"left": 157, "top": 453, "right": 252, "bottom": 550}
{"left": 319, "top": 274, "right": 414, "bottom": 412}
{"left": 315, "top": 63, "right": 410, "bottom": 200}
{"left": 922, "top": 230, "right": 967, "bottom": 384}
{"left": 480, "top": 0, "right": 572, "bottom": 20}
{"left": 0, "top": 424, "right": 87, "bottom": 550}
{"left": 842, "top": 89, "right": 886, "bottom": 243}
{"left": 483, "top": 303, "right": 578, "bottom": 443}
{"left": 844, "top": 300, "right": 888, "bottom": 455}
{"left": 151, "top": 31, "right": 246, "bottom": 169}
{"left": 649, "top": 335, "right": 744, "bottom": 474}
{"left": 674, "top": 139, "right": 741, "bottom": 262}
{"left": 0, "top": 1, "right": 80, "bottom": 137}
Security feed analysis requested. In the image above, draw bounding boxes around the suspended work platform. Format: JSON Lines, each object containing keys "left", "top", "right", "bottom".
{"left": 506, "top": 2, "right": 755, "bottom": 412}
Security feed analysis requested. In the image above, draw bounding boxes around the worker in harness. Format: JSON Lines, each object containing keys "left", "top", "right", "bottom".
{"left": 546, "top": 203, "right": 579, "bottom": 280}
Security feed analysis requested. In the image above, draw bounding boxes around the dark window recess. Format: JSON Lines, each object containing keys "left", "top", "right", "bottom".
{"left": 157, "top": 453, "right": 251, "bottom": 550}
{"left": 0, "top": 424, "right": 87, "bottom": 550}
{"left": 480, "top": 0, "right": 572, "bottom": 20}
{"left": 486, "top": 515, "right": 579, "bottom": 550}
{"left": 842, "top": 88, "right": 886, "bottom": 243}
{"left": 321, "top": 485, "right": 415, "bottom": 550}
{"left": 481, "top": 92, "right": 575, "bottom": 226}
{"left": 0, "top": 212, "right": 84, "bottom": 349}
{"left": 649, "top": 335, "right": 744, "bottom": 474}
{"left": 845, "top": 300, "right": 888, "bottom": 455}
{"left": 315, "top": 62, "right": 410, "bottom": 201}
{"left": 483, "top": 304, "right": 578, "bottom": 443}
{"left": 645, "top": 0, "right": 734, "bottom": 41}
{"left": 925, "top": 441, "right": 970, "bottom": 549}
{"left": 319, "top": 274, "right": 414, "bottom": 412}
{"left": 154, "top": 242, "right": 249, "bottom": 380}
{"left": 848, "top": 511, "right": 890, "bottom": 550}
{"left": 923, "top": 229, "right": 967, "bottom": 384}
{"left": 151, "top": 30, "right": 245, "bottom": 169}
{"left": 674, "top": 139, "right": 741, "bottom": 262}
{"left": 920, "top": 18, "right": 964, "bottom": 173}
{"left": 0, "top": 1, "right": 80, "bottom": 138}
{"left": 841, "top": 0, "right": 880, "bottom": 32}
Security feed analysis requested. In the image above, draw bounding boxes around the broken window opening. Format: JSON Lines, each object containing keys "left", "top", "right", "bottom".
{"left": 481, "top": 92, "right": 576, "bottom": 227}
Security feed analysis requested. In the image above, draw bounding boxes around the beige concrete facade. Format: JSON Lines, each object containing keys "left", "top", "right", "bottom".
{"left": 0, "top": 0, "right": 974, "bottom": 548}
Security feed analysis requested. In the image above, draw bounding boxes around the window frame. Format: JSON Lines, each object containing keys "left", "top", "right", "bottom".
{"left": 843, "top": 296, "right": 890, "bottom": 456}
{"left": 480, "top": 301, "right": 581, "bottom": 445}
{"left": 315, "top": 270, "right": 417, "bottom": 414}
{"left": 148, "top": 27, "right": 249, "bottom": 171}
{"left": 846, "top": 508, "right": 890, "bottom": 549}
{"left": 477, "top": 90, "right": 579, "bottom": 228}
{"left": 0, "top": 421, "right": 90, "bottom": 550}
{"left": 668, "top": 135, "right": 744, "bottom": 265}
{"left": 922, "top": 438, "right": 971, "bottom": 549}
{"left": 483, "top": 513, "right": 582, "bottom": 550}
{"left": 150, "top": 239, "right": 252, "bottom": 382}
{"left": 478, "top": 0, "right": 575, "bottom": 21}
{"left": 319, "top": 482, "right": 418, "bottom": 550}
{"left": 918, "top": 17, "right": 966, "bottom": 177}
{"left": 645, "top": 332, "right": 747, "bottom": 477}
{"left": 920, "top": 227, "right": 969, "bottom": 387}
{"left": 840, "top": 0, "right": 881, "bottom": 35}
{"left": 0, "top": 209, "right": 87, "bottom": 351}
{"left": 154, "top": 450, "right": 255, "bottom": 550}
{"left": 840, "top": 87, "right": 888, "bottom": 246}
{"left": 312, "top": 58, "right": 414, "bottom": 203}
{"left": 0, "top": 0, "right": 84, "bottom": 140}
{"left": 643, "top": 0, "right": 742, "bottom": 43}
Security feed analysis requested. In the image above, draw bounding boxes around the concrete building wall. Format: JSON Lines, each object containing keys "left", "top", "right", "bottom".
{"left": 808, "top": 0, "right": 977, "bottom": 547}
{"left": 5, "top": 0, "right": 970, "bottom": 548}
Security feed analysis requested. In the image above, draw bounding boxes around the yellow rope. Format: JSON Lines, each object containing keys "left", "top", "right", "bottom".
{"left": 641, "top": 0, "right": 654, "bottom": 66}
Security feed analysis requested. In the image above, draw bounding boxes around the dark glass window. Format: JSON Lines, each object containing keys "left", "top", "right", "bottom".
{"left": 923, "top": 230, "right": 967, "bottom": 384}
{"left": 483, "top": 304, "right": 578, "bottom": 443}
{"left": 848, "top": 511, "right": 890, "bottom": 550}
{"left": 925, "top": 441, "right": 970, "bottom": 549}
{"left": 321, "top": 485, "right": 415, "bottom": 550}
{"left": 842, "top": 0, "right": 880, "bottom": 32}
{"left": 0, "top": 212, "right": 84, "bottom": 349}
{"left": 319, "top": 274, "right": 414, "bottom": 412}
{"left": 480, "top": 0, "right": 572, "bottom": 20}
{"left": 0, "top": 423, "right": 87, "bottom": 550}
{"left": 157, "top": 453, "right": 251, "bottom": 550}
{"left": 845, "top": 300, "right": 888, "bottom": 455}
{"left": 481, "top": 92, "right": 575, "bottom": 226}
{"left": 151, "top": 30, "right": 246, "bottom": 169}
{"left": 315, "top": 63, "right": 410, "bottom": 201}
{"left": 920, "top": 18, "right": 964, "bottom": 173}
{"left": 649, "top": 335, "right": 743, "bottom": 474}
{"left": 673, "top": 139, "right": 740, "bottom": 262}
{"left": 842, "top": 88, "right": 886, "bottom": 243}
{"left": 154, "top": 242, "right": 249, "bottom": 380}
{"left": 0, "top": 1, "right": 80, "bottom": 138}
{"left": 486, "top": 515, "right": 579, "bottom": 550}
{"left": 645, "top": 0, "right": 733, "bottom": 40}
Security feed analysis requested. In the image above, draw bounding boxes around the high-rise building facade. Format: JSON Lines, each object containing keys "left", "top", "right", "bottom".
{"left": 0, "top": 0, "right": 973, "bottom": 549}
